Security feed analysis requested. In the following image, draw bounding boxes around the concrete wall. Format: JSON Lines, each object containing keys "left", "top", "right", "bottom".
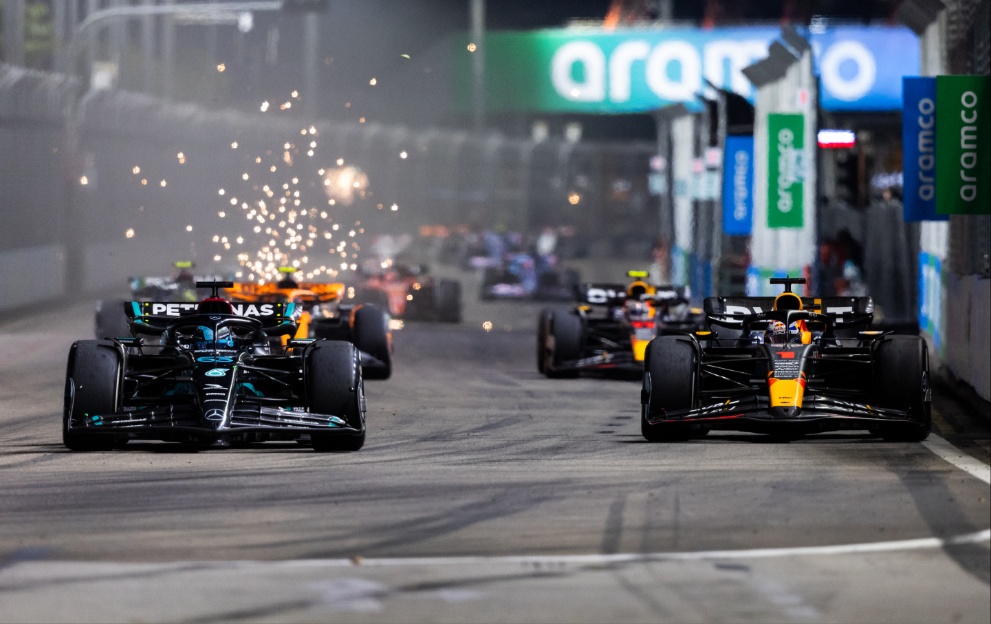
{"left": 944, "top": 273, "right": 991, "bottom": 401}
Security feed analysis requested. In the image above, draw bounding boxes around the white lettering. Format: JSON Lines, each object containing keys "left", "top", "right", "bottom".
{"left": 702, "top": 39, "right": 768, "bottom": 96}
{"left": 260, "top": 304, "right": 274, "bottom": 315}
{"left": 151, "top": 303, "right": 166, "bottom": 315}
{"left": 960, "top": 125, "right": 978, "bottom": 151}
{"left": 733, "top": 150, "right": 749, "bottom": 221}
{"left": 820, "top": 40, "right": 876, "bottom": 102}
{"left": 551, "top": 41, "right": 605, "bottom": 102}
{"left": 776, "top": 128, "right": 795, "bottom": 213}
{"left": 645, "top": 41, "right": 701, "bottom": 101}
{"left": 958, "top": 91, "right": 979, "bottom": 202}
{"left": 609, "top": 40, "right": 650, "bottom": 102}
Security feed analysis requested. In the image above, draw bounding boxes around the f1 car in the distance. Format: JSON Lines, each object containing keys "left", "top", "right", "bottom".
{"left": 64, "top": 282, "right": 366, "bottom": 452}
{"left": 537, "top": 271, "right": 706, "bottom": 377}
{"left": 225, "top": 271, "right": 393, "bottom": 380}
{"left": 94, "top": 262, "right": 217, "bottom": 339}
{"left": 354, "top": 260, "right": 462, "bottom": 324}
{"left": 479, "top": 252, "right": 580, "bottom": 301}
{"left": 640, "top": 277, "right": 931, "bottom": 442}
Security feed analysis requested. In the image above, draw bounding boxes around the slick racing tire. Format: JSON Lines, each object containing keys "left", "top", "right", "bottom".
{"left": 479, "top": 267, "right": 500, "bottom": 300}
{"left": 536, "top": 308, "right": 553, "bottom": 374}
{"left": 435, "top": 279, "right": 463, "bottom": 323}
{"left": 641, "top": 336, "right": 701, "bottom": 442}
{"left": 874, "top": 335, "right": 932, "bottom": 441}
{"left": 94, "top": 299, "right": 131, "bottom": 340}
{"left": 544, "top": 308, "right": 583, "bottom": 378}
{"left": 353, "top": 304, "right": 392, "bottom": 380}
{"left": 63, "top": 340, "right": 123, "bottom": 451}
{"left": 308, "top": 341, "right": 366, "bottom": 452}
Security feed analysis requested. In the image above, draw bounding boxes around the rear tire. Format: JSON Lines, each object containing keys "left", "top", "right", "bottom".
{"left": 536, "top": 308, "right": 553, "bottom": 374}
{"left": 546, "top": 308, "right": 583, "bottom": 378}
{"left": 479, "top": 267, "right": 499, "bottom": 300}
{"left": 435, "top": 279, "right": 462, "bottom": 323}
{"left": 874, "top": 335, "right": 931, "bottom": 441}
{"left": 94, "top": 299, "right": 130, "bottom": 339}
{"left": 64, "top": 340, "right": 122, "bottom": 451}
{"left": 353, "top": 304, "right": 391, "bottom": 380}
{"left": 308, "top": 341, "right": 366, "bottom": 452}
{"left": 356, "top": 288, "right": 391, "bottom": 313}
{"left": 641, "top": 337, "right": 699, "bottom": 442}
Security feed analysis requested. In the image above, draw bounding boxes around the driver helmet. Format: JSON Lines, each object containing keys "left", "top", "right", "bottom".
{"left": 194, "top": 326, "right": 234, "bottom": 350}
{"left": 765, "top": 320, "right": 789, "bottom": 345}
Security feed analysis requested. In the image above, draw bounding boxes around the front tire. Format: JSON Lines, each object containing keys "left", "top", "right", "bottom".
{"left": 308, "top": 341, "right": 366, "bottom": 452}
{"left": 874, "top": 335, "right": 931, "bottom": 441}
{"left": 545, "top": 308, "right": 583, "bottom": 378}
{"left": 641, "top": 336, "right": 699, "bottom": 442}
{"left": 64, "top": 340, "right": 122, "bottom": 451}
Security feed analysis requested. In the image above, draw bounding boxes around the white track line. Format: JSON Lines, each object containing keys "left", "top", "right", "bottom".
{"left": 923, "top": 434, "right": 991, "bottom": 485}
{"left": 268, "top": 436, "right": 991, "bottom": 569}
{"left": 262, "top": 529, "right": 990, "bottom": 569}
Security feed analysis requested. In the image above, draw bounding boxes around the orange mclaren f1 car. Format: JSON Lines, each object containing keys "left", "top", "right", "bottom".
{"left": 225, "top": 272, "right": 392, "bottom": 379}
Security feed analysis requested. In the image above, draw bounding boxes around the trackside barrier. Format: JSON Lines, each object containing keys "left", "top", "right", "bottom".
{"left": 943, "top": 274, "right": 991, "bottom": 402}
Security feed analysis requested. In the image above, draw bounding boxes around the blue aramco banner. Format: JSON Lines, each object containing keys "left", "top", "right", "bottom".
{"left": 902, "top": 77, "right": 947, "bottom": 222}
{"left": 722, "top": 135, "right": 754, "bottom": 235}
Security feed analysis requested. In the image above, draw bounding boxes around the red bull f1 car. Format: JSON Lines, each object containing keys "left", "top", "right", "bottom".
{"left": 64, "top": 282, "right": 366, "bottom": 452}
{"left": 537, "top": 271, "right": 706, "bottom": 377}
{"left": 640, "top": 277, "right": 931, "bottom": 441}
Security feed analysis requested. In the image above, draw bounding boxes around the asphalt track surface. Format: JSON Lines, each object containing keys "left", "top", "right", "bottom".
{"left": 0, "top": 272, "right": 988, "bottom": 623}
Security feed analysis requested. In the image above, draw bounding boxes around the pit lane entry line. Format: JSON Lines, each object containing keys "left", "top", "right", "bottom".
{"left": 923, "top": 434, "right": 991, "bottom": 485}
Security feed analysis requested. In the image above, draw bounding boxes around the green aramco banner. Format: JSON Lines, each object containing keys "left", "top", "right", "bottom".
{"left": 935, "top": 75, "right": 990, "bottom": 215}
{"left": 767, "top": 113, "right": 805, "bottom": 228}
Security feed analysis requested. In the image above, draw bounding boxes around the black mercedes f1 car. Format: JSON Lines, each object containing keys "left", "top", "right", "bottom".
{"left": 640, "top": 277, "right": 931, "bottom": 441}
{"left": 64, "top": 282, "right": 366, "bottom": 452}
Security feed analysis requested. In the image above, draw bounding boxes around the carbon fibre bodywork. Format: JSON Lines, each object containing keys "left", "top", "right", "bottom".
{"left": 538, "top": 281, "right": 706, "bottom": 376}
{"left": 640, "top": 285, "right": 932, "bottom": 439}
{"left": 64, "top": 289, "right": 366, "bottom": 449}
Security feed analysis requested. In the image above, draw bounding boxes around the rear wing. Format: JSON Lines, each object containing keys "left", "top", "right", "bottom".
{"left": 704, "top": 295, "right": 874, "bottom": 330}
{"left": 579, "top": 283, "right": 691, "bottom": 306}
{"left": 124, "top": 300, "right": 300, "bottom": 335}
{"left": 225, "top": 282, "right": 344, "bottom": 302}
{"left": 578, "top": 283, "right": 628, "bottom": 306}
{"left": 653, "top": 285, "right": 690, "bottom": 302}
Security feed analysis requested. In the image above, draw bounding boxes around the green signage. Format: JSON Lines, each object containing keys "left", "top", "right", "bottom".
{"left": 767, "top": 113, "right": 805, "bottom": 229}
{"left": 451, "top": 27, "right": 917, "bottom": 114}
{"left": 935, "top": 75, "right": 990, "bottom": 215}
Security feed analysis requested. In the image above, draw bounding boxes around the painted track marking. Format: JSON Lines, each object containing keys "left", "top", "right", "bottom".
{"left": 923, "top": 434, "right": 991, "bottom": 485}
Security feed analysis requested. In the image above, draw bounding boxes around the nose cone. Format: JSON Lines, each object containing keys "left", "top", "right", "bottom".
{"left": 771, "top": 406, "right": 802, "bottom": 419}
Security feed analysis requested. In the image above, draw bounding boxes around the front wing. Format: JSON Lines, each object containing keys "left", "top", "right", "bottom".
{"left": 66, "top": 403, "right": 362, "bottom": 442}
{"left": 643, "top": 394, "right": 918, "bottom": 434}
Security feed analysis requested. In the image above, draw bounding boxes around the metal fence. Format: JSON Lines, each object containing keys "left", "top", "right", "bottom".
{"left": 1, "top": 63, "right": 660, "bottom": 307}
